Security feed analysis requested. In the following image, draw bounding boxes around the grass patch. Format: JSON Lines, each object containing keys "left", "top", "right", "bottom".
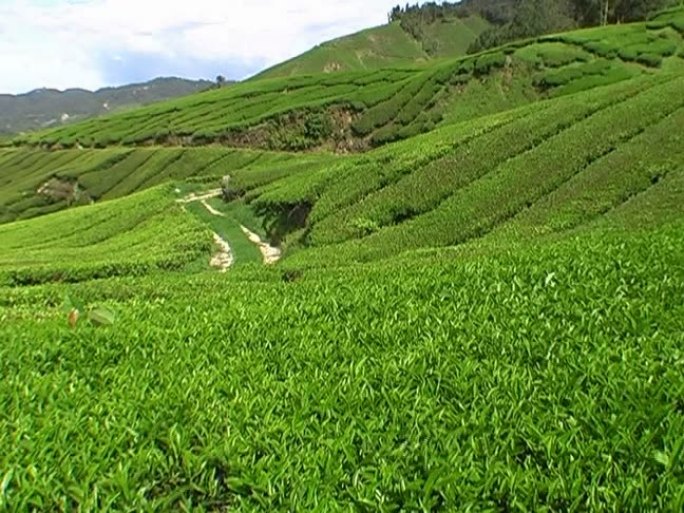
{"left": 185, "top": 201, "right": 262, "bottom": 265}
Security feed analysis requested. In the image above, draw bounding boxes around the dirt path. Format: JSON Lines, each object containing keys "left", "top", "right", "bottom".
{"left": 181, "top": 189, "right": 282, "bottom": 266}
{"left": 178, "top": 190, "right": 233, "bottom": 271}
{"left": 201, "top": 199, "right": 225, "bottom": 217}
{"left": 240, "top": 226, "right": 282, "bottom": 265}
{"left": 177, "top": 189, "right": 222, "bottom": 204}
{"left": 210, "top": 233, "right": 234, "bottom": 272}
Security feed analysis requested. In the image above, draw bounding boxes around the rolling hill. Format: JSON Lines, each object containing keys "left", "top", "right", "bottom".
{"left": 253, "top": 14, "right": 490, "bottom": 80}
{"left": 1, "top": 6, "right": 684, "bottom": 511}
{"left": 0, "top": 77, "right": 213, "bottom": 135}
{"left": 1, "top": 9, "right": 682, "bottom": 227}
{"left": 8, "top": 9, "right": 683, "bottom": 159}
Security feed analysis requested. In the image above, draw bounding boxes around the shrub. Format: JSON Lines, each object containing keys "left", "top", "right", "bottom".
{"left": 636, "top": 53, "right": 663, "bottom": 67}
{"left": 395, "top": 79, "right": 443, "bottom": 126}
{"left": 456, "top": 58, "right": 475, "bottom": 75}
{"left": 154, "top": 130, "right": 171, "bottom": 144}
{"left": 674, "top": 19, "right": 684, "bottom": 35}
{"left": 303, "top": 112, "right": 333, "bottom": 141}
{"left": 352, "top": 77, "right": 425, "bottom": 136}
{"left": 450, "top": 73, "right": 471, "bottom": 85}
{"left": 536, "top": 60, "right": 612, "bottom": 89}
{"left": 583, "top": 40, "right": 618, "bottom": 59}
{"left": 474, "top": 52, "right": 506, "bottom": 75}
{"left": 351, "top": 217, "right": 380, "bottom": 236}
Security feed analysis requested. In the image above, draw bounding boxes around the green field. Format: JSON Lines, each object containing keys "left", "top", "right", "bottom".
{"left": 0, "top": 187, "right": 212, "bottom": 286}
{"left": 0, "top": 147, "right": 335, "bottom": 223}
{"left": 2, "top": 6, "right": 684, "bottom": 512}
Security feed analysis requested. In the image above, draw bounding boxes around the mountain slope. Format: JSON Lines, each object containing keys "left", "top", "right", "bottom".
{"left": 0, "top": 9, "right": 682, "bottom": 228}
{"left": 253, "top": 14, "right": 490, "bottom": 80}
{"left": 9, "top": 11, "right": 683, "bottom": 156}
{"left": 0, "top": 146, "right": 331, "bottom": 224}
{"left": 1, "top": 71, "right": 682, "bottom": 259}
{"left": 0, "top": 77, "right": 213, "bottom": 135}
{"left": 244, "top": 73, "right": 684, "bottom": 264}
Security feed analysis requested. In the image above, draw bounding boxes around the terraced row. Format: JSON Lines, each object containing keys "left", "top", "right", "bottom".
{"left": 8, "top": 11, "right": 682, "bottom": 153}
{"left": 306, "top": 74, "right": 660, "bottom": 246}
{"left": 0, "top": 187, "right": 212, "bottom": 286}
{"left": 0, "top": 147, "right": 322, "bottom": 223}
{"left": 255, "top": 74, "right": 684, "bottom": 266}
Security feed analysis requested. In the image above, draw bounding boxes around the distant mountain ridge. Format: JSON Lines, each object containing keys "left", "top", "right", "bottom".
{"left": 0, "top": 77, "right": 214, "bottom": 134}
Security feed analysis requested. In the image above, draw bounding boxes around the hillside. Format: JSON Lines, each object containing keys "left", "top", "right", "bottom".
{"left": 4, "top": 69, "right": 680, "bottom": 263}
{"left": 0, "top": 186, "right": 212, "bottom": 285}
{"left": 8, "top": 10, "right": 683, "bottom": 159}
{"left": 0, "top": 77, "right": 213, "bottom": 135}
{"left": 254, "top": 14, "right": 490, "bottom": 80}
{"left": 254, "top": 0, "right": 680, "bottom": 80}
{"left": 1, "top": 7, "right": 684, "bottom": 511}
{"left": 397, "top": 0, "right": 681, "bottom": 53}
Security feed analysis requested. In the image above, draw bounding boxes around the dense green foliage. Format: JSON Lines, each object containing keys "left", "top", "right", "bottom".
{"left": 1, "top": 8, "right": 684, "bottom": 511}
{"left": 389, "top": 0, "right": 681, "bottom": 53}
{"left": 2, "top": 220, "right": 684, "bottom": 510}
{"left": 248, "top": 73, "right": 684, "bottom": 266}
{"left": 0, "top": 147, "right": 318, "bottom": 223}
{"left": 0, "top": 187, "right": 212, "bottom": 286}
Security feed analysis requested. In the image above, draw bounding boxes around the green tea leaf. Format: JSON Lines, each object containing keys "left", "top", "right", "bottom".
{"left": 0, "top": 468, "right": 13, "bottom": 505}
{"left": 63, "top": 294, "right": 85, "bottom": 314}
{"left": 88, "top": 306, "right": 116, "bottom": 327}
{"left": 545, "top": 272, "right": 557, "bottom": 287}
{"left": 653, "top": 451, "right": 670, "bottom": 468}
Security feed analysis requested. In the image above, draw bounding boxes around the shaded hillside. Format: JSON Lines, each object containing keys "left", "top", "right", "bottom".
{"left": 254, "top": 15, "right": 490, "bottom": 80}
{"left": 0, "top": 77, "right": 214, "bottom": 135}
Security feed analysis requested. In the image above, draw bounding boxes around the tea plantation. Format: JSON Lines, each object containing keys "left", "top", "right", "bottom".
{"left": 1, "top": 7, "right": 684, "bottom": 512}
{"left": 7, "top": 9, "right": 683, "bottom": 153}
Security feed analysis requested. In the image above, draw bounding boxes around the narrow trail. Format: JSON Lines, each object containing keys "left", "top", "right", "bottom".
{"left": 178, "top": 190, "right": 234, "bottom": 271}
{"left": 240, "top": 226, "right": 282, "bottom": 265}
{"left": 210, "top": 233, "right": 234, "bottom": 272}
{"left": 179, "top": 190, "right": 282, "bottom": 266}
{"left": 177, "top": 189, "right": 222, "bottom": 204}
{"left": 201, "top": 199, "right": 225, "bottom": 217}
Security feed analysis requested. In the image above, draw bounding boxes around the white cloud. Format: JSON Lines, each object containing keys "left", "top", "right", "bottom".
{"left": 0, "top": 0, "right": 404, "bottom": 93}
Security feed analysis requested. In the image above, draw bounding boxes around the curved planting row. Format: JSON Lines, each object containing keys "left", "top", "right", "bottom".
{"left": 8, "top": 12, "right": 681, "bottom": 154}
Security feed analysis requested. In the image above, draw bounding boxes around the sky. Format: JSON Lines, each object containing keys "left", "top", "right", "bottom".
{"left": 0, "top": 0, "right": 407, "bottom": 94}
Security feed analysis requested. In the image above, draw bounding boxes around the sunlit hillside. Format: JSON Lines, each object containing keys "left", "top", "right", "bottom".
{"left": 1, "top": 6, "right": 684, "bottom": 511}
